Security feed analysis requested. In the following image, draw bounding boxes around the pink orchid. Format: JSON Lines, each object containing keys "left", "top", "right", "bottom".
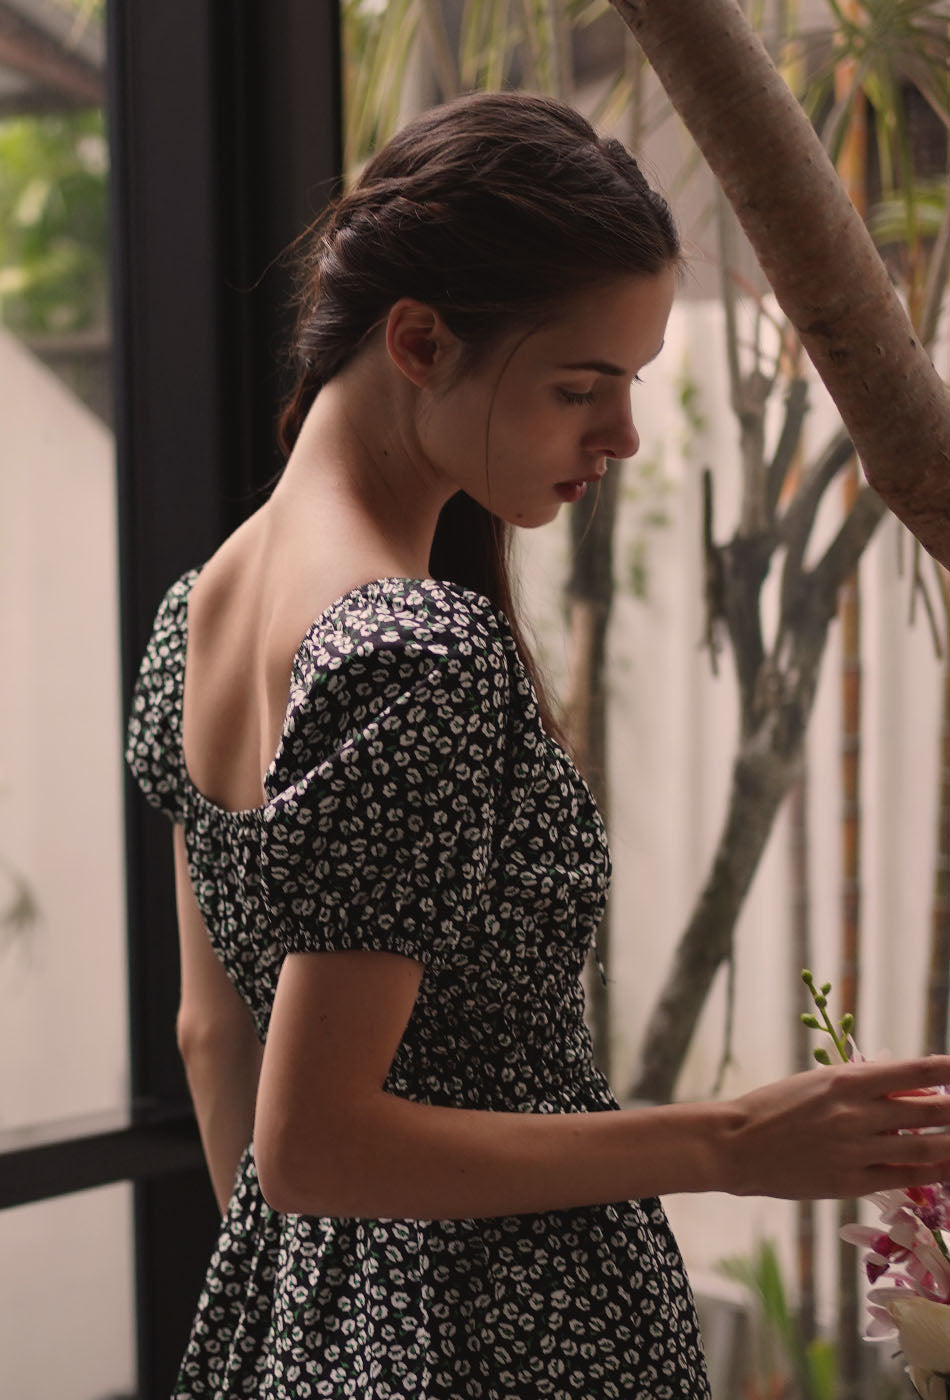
{"left": 801, "top": 974, "right": 950, "bottom": 1390}
{"left": 844, "top": 1194, "right": 950, "bottom": 1304}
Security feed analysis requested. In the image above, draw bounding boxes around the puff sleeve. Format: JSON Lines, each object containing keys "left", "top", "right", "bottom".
{"left": 124, "top": 572, "right": 195, "bottom": 823}
{"left": 260, "top": 624, "right": 509, "bottom": 972}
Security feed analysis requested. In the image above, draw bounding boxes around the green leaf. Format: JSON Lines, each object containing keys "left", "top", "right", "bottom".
{"left": 626, "top": 541, "right": 647, "bottom": 601}
{"left": 0, "top": 109, "right": 108, "bottom": 334}
{"left": 718, "top": 1240, "right": 834, "bottom": 1400}
{"left": 805, "top": 1338, "right": 837, "bottom": 1400}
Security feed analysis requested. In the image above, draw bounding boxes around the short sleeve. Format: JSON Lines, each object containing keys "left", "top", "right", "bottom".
{"left": 124, "top": 572, "right": 195, "bottom": 823}
{"left": 260, "top": 620, "right": 510, "bottom": 971}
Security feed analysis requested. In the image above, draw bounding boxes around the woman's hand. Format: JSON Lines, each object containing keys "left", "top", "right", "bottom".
{"left": 720, "top": 1056, "right": 950, "bottom": 1200}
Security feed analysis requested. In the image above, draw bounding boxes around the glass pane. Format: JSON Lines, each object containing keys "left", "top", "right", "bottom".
{"left": 0, "top": 1181, "right": 135, "bottom": 1399}
{"left": 0, "top": 1, "right": 125, "bottom": 1131}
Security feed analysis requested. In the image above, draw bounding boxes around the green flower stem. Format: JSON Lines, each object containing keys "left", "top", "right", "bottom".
{"left": 800, "top": 969, "right": 850, "bottom": 1062}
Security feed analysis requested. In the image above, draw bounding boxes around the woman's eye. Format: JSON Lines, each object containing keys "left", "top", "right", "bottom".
{"left": 557, "top": 387, "right": 596, "bottom": 406}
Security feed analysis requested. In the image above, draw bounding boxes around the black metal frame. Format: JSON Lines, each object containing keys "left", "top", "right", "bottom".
{"left": 0, "top": 1105, "right": 201, "bottom": 1210}
{"left": 0, "top": 4, "right": 341, "bottom": 1396}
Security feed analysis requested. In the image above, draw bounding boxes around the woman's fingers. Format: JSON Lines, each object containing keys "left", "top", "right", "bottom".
{"left": 865, "top": 1158, "right": 950, "bottom": 1192}
{"left": 846, "top": 1055, "right": 950, "bottom": 1098}
{"left": 867, "top": 1130, "right": 950, "bottom": 1166}
{"left": 878, "top": 1092, "right": 950, "bottom": 1133}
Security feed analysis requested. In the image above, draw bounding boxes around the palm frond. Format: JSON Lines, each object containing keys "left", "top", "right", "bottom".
{"left": 484, "top": 0, "right": 516, "bottom": 92}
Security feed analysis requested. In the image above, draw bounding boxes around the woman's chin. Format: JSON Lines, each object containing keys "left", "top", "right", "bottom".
{"left": 500, "top": 501, "right": 565, "bottom": 530}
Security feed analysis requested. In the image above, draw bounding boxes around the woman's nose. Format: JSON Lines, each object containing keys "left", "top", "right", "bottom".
{"left": 589, "top": 401, "right": 639, "bottom": 461}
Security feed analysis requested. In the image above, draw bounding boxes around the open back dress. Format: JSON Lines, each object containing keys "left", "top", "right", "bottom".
{"left": 125, "top": 567, "right": 710, "bottom": 1399}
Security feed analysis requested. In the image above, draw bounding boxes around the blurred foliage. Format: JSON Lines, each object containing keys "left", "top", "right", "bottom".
{"left": 869, "top": 173, "right": 950, "bottom": 243}
{"left": 717, "top": 1239, "right": 909, "bottom": 1400}
{"left": 54, "top": 0, "right": 105, "bottom": 22}
{"left": 719, "top": 1240, "right": 838, "bottom": 1400}
{"left": 622, "top": 454, "right": 673, "bottom": 603}
{"left": 342, "top": 0, "right": 421, "bottom": 173}
{"left": 341, "top": 0, "right": 614, "bottom": 170}
{"left": 0, "top": 107, "right": 108, "bottom": 335}
{"left": 789, "top": 0, "right": 950, "bottom": 305}
{"left": 800, "top": 0, "right": 950, "bottom": 176}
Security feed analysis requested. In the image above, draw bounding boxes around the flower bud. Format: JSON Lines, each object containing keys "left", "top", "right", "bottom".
{"left": 813, "top": 1048, "right": 832, "bottom": 1065}
{"left": 801, "top": 1013, "right": 821, "bottom": 1029}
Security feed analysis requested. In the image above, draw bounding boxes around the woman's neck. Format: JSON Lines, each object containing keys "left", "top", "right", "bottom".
{"left": 270, "top": 355, "right": 452, "bottom": 579}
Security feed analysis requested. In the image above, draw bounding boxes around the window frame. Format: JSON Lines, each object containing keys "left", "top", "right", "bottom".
{"left": 0, "top": 4, "right": 342, "bottom": 1395}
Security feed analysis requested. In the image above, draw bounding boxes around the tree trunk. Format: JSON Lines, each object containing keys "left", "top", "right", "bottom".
{"left": 608, "top": 0, "right": 950, "bottom": 567}
{"left": 631, "top": 731, "right": 802, "bottom": 1102}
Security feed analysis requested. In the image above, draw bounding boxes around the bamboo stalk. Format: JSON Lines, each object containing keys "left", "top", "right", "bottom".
{"left": 834, "top": 17, "right": 866, "bottom": 1391}
{"left": 926, "top": 569, "right": 950, "bottom": 1056}
{"left": 790, "top": 769, "right": 817, "bottom": 1347}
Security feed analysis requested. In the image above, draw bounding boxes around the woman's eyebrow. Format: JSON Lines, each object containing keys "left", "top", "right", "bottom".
{"left": 558, "top": 358, "right": 625, "bottom": 376}
{"left": 557, "top": 341, "right": 666, "bottom": 377}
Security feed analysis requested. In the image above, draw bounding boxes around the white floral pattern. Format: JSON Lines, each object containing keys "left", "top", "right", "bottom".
{"left": 126, "top": 570, "right": 709, "bottom": 1398}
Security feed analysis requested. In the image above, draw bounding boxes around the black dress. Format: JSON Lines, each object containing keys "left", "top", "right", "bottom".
{"left": 125, "top": 568, "right": 710, "bottom": 1399}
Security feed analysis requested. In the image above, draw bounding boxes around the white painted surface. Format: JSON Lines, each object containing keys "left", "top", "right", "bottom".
{"left": 0, "top": 328, "right": 133, "bottom": 1398}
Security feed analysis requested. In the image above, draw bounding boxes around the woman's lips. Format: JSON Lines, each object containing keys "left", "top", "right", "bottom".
{"left": 555, "top": 477, "right": 599, "bottom": 503}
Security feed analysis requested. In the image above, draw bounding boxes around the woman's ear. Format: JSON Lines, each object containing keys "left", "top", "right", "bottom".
{"left": 385, "top": 298, "right": 459, "bottom": 388}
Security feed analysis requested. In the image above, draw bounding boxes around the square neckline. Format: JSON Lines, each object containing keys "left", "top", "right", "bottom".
{"left": 178, "top": 569, "right": 499, "bottom": 821}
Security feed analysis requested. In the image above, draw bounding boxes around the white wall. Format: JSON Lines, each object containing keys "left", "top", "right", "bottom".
{"left": 0, "top": 329, "right": 134, "bottom": 1398}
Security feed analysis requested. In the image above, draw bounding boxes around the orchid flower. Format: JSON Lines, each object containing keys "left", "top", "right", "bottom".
{"left": 800, "top": 970, "right": 950, "bottom": 1396}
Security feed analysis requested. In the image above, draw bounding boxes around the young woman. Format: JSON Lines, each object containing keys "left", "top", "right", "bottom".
{"left": 126, "top": 91, "right": 950, "bottom": 1399}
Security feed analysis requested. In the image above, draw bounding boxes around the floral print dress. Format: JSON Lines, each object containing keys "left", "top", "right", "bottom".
{"left": 126, "top": 568, "right": 710, "bottom": 1400}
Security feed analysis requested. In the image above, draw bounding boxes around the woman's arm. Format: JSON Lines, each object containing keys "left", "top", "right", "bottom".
{"left": 174, "top": 825, "right": 263, "bottom": 1214}
{"left": 255, "top": 948, "right": 950, "bottom": 1219}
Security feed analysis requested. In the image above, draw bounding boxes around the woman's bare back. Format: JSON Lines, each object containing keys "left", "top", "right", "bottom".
{"left": 181, "top": 502, "right": 403, "bottom": 813}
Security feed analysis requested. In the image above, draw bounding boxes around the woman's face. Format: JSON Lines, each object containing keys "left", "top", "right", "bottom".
{"left": 419, "top": 267, "right": 676, "bottom": 528}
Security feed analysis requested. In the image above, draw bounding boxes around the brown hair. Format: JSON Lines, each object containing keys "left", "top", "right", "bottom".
{"left": 278, "top": 91, "right": 679, "bottom": 738}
